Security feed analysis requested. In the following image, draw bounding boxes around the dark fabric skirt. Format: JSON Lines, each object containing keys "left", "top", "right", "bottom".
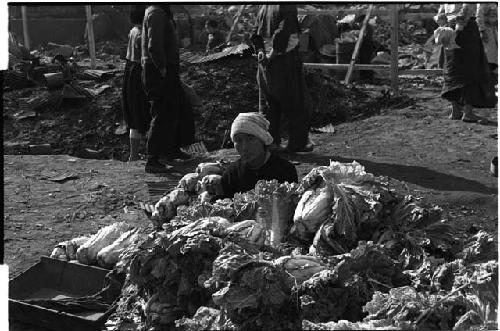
{"left": 441, "top": 20, "right": 496, "bottom": 108}
{"left": 142, "top": 63, "right": 195, "bottom": 155}
{"left": 257, "top": 50, "right": 312, "bottom": 149}
{"left": 122, "top": 60, "right": 151, "bottom": 133}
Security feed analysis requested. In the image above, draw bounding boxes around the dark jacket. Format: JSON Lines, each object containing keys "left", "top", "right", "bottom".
{"left": 221, "top": 153, "right": 298, "bottom": 198}
{"left": 255, "top": 5, "right": 301, "bottom": 53}
{"left": 141, "top": 5, "right": 179, "bottom": 69}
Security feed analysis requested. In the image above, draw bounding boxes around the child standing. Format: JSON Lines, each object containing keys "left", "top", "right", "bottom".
{"left": 433, "top": 13, "right": 460, "bottom": 50}
{"left": 122, "top": 5, "right": 151, "bottom": 161}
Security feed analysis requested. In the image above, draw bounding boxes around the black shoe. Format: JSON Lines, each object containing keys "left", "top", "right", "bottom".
{"left": 145, "top": 158, "right": 172, "bottom": 173}
{"left": 164, "top": 148, "right": 191, "bottom": 161}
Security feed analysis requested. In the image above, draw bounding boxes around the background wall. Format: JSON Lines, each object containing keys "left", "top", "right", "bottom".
{"left": 8, "top": 5, "right": 132, "bottom": 47}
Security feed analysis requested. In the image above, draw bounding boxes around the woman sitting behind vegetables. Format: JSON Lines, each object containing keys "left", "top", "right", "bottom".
{"left": 220, "top": 112, "right": 298, "bottom": 198}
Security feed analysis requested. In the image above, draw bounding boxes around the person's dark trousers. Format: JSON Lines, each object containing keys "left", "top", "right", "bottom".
{"left": 489, "top": 63, "right": 498, "bottom": 85}
{"left": 257, "top": 50, "right": 312, "bottom": 149}
{"left": 142, "top": 62, "right": 182, "bottom": 157}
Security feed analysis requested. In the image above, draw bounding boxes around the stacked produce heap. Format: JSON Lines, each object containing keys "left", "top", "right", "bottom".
{"left": 48, "top": 161, "right": 498, "bottom": 331}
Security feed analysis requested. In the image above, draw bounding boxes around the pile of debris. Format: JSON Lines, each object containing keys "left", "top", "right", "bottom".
{"left": 181, "top": 55, "right": 259, "bottom": 150}
{"left": 4, "top": 42, "right": 414, "bottom": 159}
{"left": 4, "top": 36, "right": 129, "bottom": 159}
{"left": 373, "top": 18, "right": 435, "bottom": 47}
{"left": 183, "top": 54, "right": 408, "bottom": 147}
{"left": 300, "top": 3, "right": 438, "bottom": 47}
{"left": 5, "top": 17, "right": 431, "bottom": 160}
{"left": 45, "top": 160, "right": 494, "bottom": 331}
{"left": 305, "top": 71, "right": 380, "bottom": 128}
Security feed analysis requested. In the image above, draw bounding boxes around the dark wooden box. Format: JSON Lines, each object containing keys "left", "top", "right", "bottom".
{"left": 9, "top": 256, "right": 116, "bottom": 331}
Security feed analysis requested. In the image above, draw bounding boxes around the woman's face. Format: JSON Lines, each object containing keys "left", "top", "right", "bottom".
{"left": 233, "top": 133, "right": 266, "bottom": 166}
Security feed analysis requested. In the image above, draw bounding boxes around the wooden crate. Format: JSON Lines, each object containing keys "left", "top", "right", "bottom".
{"left": 9, "top": 256, "right": 116, "bottom": 331}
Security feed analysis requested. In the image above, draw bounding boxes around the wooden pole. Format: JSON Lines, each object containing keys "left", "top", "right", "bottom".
{"left": 85, "top": 5, "right": 96, "bottom": 69}
{"left": 390, "top": 4, "right": 399, "bottom": 94}
{"left": 21, "top": 6, "right": 30, "bottom": 50}
{"left": 305, "top": 63, "right": 390, "bottom": 70}
{"left": 304, "top": 63, "right": 443, "bottom": 75}
{"left": 344, "top": 4, "right": 373, "bottom": 84}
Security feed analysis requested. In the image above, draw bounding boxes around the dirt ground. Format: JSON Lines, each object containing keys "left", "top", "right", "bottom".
{"left": 4, "top": 84, "right": 498, "bottom": 280}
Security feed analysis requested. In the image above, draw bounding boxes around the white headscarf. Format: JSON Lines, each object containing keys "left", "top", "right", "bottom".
{"left": 230, "top": 112, "right": 274, "bottom": 145}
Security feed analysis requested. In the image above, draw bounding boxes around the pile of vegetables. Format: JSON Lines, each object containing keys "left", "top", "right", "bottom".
{"left": 50, "top": 161, "right": 497, "bottom": 331}
{"left": 50, "top": 222, "right": 146, "bottom": 269}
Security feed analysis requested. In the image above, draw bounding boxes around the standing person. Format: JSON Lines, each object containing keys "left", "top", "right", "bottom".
{"left": 251, "top": 4, "right": 314, "bottom": 153}
{"left": 122, "top": 5, "right": 150, "bottom": 162}
{"left": 477, "top": 4, "right": 498, "bottom": 74}
{"left": 142, "top": 4, "right": 192, "bottom": 173}
{"left": 439, "top": 4, "right": 496, "bottom": 122}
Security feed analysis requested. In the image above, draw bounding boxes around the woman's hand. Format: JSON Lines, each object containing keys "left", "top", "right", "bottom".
{"left": 257, "top": 51, "right": 266, "bottom": 62}
{"left": 266, "top": 48, "right": 277, "bottom": 60}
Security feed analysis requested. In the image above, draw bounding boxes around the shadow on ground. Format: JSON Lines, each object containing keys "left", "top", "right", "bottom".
{"left": 147, "top": 152, "right": 497, "bottom": 196}
{"left": 288, "top": 153, "right": 498, "bottom": 195}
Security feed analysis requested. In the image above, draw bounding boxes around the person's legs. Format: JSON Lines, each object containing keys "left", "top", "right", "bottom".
{"left": 176, "top": 82, "right": 196, "bottom": 150}
{"left": 285, "top": 89, "right": 312, "bottom": 151}
{"left": 460, "top": 86, "right": 489, "bottom": 124}
{"left": 163, "top": 67, "right": 191, "bottom": 160}
{"left": 258, "top": 62, "right": 282, "bottom": 147}
{"left": 488, "top": 63, "right": 498, "bottom": 73}
{"left": 131, "top": 62, "right": 152, "bottom": 135}
{"left": 145, "top": 96, "right": 171, "bottom": 171}
{"left": 449, "top": 101, "right": 463, "bottom": 120}
{"left": 128, "top": 129, "right": 141, "bottom": 161}
{"left": 489, "top": 63, "right": 498, "bottom": 85}
{"left": 461, "top": 103, "right": 482, "bottom": 122}
{"left": 264, "top": 96, "right": 282, "bottom": 148}
{"left": 119, "top": 60, "right": 132, "bottom": 135}
{"left": 282, "top": 53, "right": 313, "bottom": 152}
{"left": 142, "top": 63, "right": 173, "bottom": 172}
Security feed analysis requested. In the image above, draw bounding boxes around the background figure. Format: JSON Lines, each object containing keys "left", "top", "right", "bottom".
{"left": 433, "top": 13, "right": 460, "bottom": 51}
{"left": 122, "top": 5, "right": 150, "bottom": 162}
{"left": 204, "top": 19, "right": 226, "bottom": 52}
{"left": 477, "top": 4, "right": 498, "bottom": 74}
{"left": 142, "top": 4, "right": 193, "bottom": 173}
{"left": 252, "top": 4, "right": 313, "bottom": 153}
{"left": 439, "top": 4, "right": 496, "bottom": 123}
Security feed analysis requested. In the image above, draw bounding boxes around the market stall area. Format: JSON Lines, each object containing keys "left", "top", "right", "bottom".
{"left": 4, "top": 3, "right": 498, "bottom": 331}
